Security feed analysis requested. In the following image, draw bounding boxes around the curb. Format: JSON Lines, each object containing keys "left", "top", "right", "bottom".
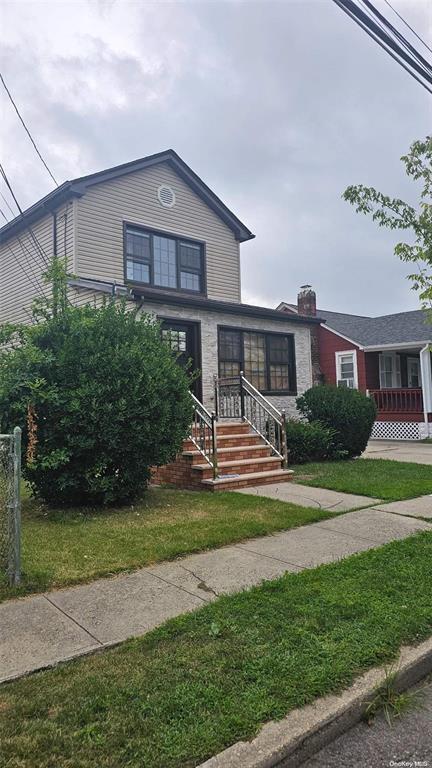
{"left": 198, "top": 635, "right": 432, "bottom": 768}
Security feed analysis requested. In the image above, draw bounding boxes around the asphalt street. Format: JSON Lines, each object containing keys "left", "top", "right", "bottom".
{"left": 304, "top": 678, "right": 432, "bottom": 768}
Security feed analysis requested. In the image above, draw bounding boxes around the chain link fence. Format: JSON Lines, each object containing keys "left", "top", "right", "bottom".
{"left": 0, "top": 427, "right": 21, "bottom": 585}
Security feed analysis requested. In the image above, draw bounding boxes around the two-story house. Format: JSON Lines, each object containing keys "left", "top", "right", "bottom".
{"left": 0, "top": 150, "right": 321, "bottom": 489}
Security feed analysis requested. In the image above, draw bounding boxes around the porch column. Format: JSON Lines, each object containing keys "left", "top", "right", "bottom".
{"left": 420, "top": 345, "right": 432, "bottom": 417}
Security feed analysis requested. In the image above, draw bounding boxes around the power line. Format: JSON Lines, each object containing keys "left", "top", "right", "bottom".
{"left": 0, "top": 161, "right": 50, "bottom": 266}
{"left": 1, "top": 201, "right": 44, "bottom": 308}
{"left": 0, "top": 189, "right": 16, "bottom": 218}
{"left": 0, "top": 162, "right": 24, "bottom": 215}
{"left": 1, "top": 203, "right": 48, "bottom": 296}
{"left": 0, "top": 72, "right": 58, "bottom": 186}
{"left": 332, "top": 0, "right": 432, "bottom": 94}
{"left": 0, "top": 163, "right": 69, "bottom": 305}
{"left": 382, "top": 0, "right": 432, "bottom": 55}
{"left": 358, "top": 0, "right": 431, "bottom": 72}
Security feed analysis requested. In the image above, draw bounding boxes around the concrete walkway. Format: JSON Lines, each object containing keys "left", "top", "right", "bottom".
{"left": 1, "top": 506, "right": 430, "bottom": 684}
{"left": 374, "top": 495, "right": 432, "bottom": 519}
{"left": 235, "top": 482, "right": 380, "bottom": 511}
{"left": 363, "top": 439, "right": 432, "bottom": 464}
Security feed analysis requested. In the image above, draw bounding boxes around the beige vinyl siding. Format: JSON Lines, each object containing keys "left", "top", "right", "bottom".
{"left": 76, "top": 162, "right": 241, "bottom": 302}
{"left": 0, "top": 201, "right": 74, "bottom": 324}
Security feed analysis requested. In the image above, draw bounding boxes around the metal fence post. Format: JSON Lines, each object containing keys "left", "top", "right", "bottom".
{"left": 214, "top": 376, "right": 219, "bottom": 420}
{"left": 239, "top": 371, "right": 245, "bottom": 420}
{"left": 281, "top": 409, "right": 288, "bottom": 469}
{"left": 211, "top": 411, "right": 218, "bottom": 480}
{"left": 11, "top": 427, "right": 21, "bottom": 585}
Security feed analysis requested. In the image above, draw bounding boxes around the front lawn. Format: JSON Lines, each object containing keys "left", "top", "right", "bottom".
{"left": 293, "top": 458, "right": 432, "bottom": 500}
{"left": 1, "top": 532, "right": 432, "bottom": 768}
{"left": 0, "top": 487, "right": 334, "bottom": 603}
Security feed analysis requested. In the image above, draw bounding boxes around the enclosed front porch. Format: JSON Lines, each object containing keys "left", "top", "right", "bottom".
{"left": 365, "top": 345, "right": 432, "bottom": 440}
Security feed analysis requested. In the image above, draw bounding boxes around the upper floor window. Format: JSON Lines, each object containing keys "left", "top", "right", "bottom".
{"left": 125, "top": 225, "right": 204, "bottom": 294}
{"left": 218, "top": 328, "right": 296, "bottom": 394}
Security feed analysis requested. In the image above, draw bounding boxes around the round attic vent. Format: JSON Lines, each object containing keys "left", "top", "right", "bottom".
{"left": 157, "top": 185, "right": 176, "bottom": 208}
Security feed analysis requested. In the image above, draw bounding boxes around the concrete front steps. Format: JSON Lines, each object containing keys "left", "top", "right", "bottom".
{"left": 153, "top": 420, "right": 293, "bottom": 491}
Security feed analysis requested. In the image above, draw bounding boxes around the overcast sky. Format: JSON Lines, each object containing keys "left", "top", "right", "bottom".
{"left": 1, "top": 0, "right": 431, "bottom": 315}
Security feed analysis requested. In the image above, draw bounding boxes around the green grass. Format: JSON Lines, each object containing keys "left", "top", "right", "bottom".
{"left": 293, "top": 458, "right": 432, "bottom": 501}
{"left": 0, "top": 486, "right": 335, "bottom": 604}
{"left": 1, "top": 532, "right": 432, "bottom": 768}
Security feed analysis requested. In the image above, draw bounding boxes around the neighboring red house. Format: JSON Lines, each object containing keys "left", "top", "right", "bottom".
{"left": 278, "top": 287, "right": 432, "bottom": 441}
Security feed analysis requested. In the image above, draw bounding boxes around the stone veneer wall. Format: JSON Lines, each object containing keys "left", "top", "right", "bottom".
{"left": 138, "top": 299, "right": 313, "bottom": 417}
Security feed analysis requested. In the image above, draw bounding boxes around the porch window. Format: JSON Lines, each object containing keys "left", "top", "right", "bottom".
{"left": 218, "top": 328, "right": 296, "bottom": 394}
{"left": 125, "top": 225, "right": 204, "bottom": 294}
{"left": 336, "top": 351, "right": 357, "bottom": 389}
{"left": 407, "top": 357, "right": 421, "bottom": 388}
{"left": 379, "top": 353, "right": 401, "bottom": 388}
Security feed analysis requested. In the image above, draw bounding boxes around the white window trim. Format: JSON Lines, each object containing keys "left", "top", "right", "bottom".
{"left": 335, "top": 349, "right": 358, "bottom": 389}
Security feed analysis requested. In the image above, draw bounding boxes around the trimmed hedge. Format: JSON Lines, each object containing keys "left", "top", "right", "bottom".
{"left": 296, "top": 385, "right": 376, "bottom": 459}
{"left": 0, "top": 300, "right": 193, "bottom": 506}
{"left": 286, "top": 419, "right": 345, "bottom": 464}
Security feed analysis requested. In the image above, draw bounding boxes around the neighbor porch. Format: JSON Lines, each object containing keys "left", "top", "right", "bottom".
{"left": 365, "top": 344, "right": 432, "bottom": 440}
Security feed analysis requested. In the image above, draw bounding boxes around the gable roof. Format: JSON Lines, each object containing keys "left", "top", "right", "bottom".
{"left": 277, "top": 302, "right": 432, "bottom": 347}
{"left": 0, "top": 149, "right": 255, "bottom": 245}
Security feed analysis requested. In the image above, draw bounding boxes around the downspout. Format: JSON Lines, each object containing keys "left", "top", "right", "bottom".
{"left": 420, "top": 343, "right": 432, "bottom": 426}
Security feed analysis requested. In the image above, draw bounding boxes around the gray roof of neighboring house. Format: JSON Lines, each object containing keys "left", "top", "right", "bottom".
{"left": 0, "top": 149, "right": 255, "bottom": 245}
{"left": 278, "top": 303, "right": 432, "bottom": 347}
{"left": 319, "top": 309, "right": 432, "bottom": 346}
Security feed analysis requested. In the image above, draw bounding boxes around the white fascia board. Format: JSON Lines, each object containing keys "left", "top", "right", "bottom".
{"left": 276, "top": 301, "right": 298, "bottom": 313}
{"left": 363, "top": 341, "right": 432, "bottom": 352}
{"left": 68, "top": 277, "right": 130, "bottom": 297}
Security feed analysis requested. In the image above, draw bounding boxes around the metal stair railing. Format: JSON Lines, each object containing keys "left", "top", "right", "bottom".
{"left": 189, "top": 392, "right": 218, "bottom": 480}
{"left": 215, "top": 372, "right": 288, "bottom": 468}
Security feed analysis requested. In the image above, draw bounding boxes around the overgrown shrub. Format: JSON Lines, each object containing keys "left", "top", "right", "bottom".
{"left": 296, "top": 385, "right": 377, "bottom": 458}
{"left": 0, "top": 267, "right": 193, "bottom": 505}
{"left": 286, "top": 419, "right": 345, "bottom": 464}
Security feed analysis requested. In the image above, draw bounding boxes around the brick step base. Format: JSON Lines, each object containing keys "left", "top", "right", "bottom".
{"left": 201, "top": 469, "right": 294, "bottom": 491}
{"left": 184, "top": 433, "right": 262, "bottom": 451}
{"left": 191, "top": 421, "right": 249, "bottom": 437}
{"left": 193, "top": 455, "right": 283, "bottom": 480}
{"left": 152, "top": 419, "right": 291, "bottom": 491}
{"left": 183, "top": 444, "right": 273, "bottom": 463}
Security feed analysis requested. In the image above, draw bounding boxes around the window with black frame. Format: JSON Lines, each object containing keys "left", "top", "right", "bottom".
{"left": 218, "top": 328, "right": 296, "bottom": 393}
{"left": 125, "top": 225, "right": 204, "bottom": 294}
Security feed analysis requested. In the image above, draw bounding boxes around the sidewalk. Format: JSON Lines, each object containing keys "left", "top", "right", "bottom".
{"left": 363, "top": 439, "right": 432, "bottom": 465}
{"left": 1, "top": 505, "right": 431, "bottom": 683}
{"left": 235, "top": 481, "right": 380, "bottom": 511}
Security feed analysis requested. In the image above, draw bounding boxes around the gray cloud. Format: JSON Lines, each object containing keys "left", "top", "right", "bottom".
{"left": 0, "top": 0, "right": 430, "bottom": 315}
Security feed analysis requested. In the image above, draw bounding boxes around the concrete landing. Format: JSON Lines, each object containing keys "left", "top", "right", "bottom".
{"left": 235, "top": 481, "right": 380, "bottom": 511}
{"left": 0, "top": 508, "right": 430, "bottom": 683}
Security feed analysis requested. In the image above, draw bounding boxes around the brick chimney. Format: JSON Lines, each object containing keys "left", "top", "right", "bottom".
{"left": 297, "top": 285, "right": 316, "bottom": 316}
{"left": 296, "top": 285, "right": 322, "bottom": 386}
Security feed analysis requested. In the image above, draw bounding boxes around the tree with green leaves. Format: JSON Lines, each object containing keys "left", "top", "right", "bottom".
{"left": 0, "top": 259, "right": 193, "bottom": 506}
{"left": 343, "top": 136, "right": 432, "bottom": 311}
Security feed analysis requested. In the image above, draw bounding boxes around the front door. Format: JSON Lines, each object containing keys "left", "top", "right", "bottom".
{"left": 160, "top": 319, "right": 201, "bottom": 398}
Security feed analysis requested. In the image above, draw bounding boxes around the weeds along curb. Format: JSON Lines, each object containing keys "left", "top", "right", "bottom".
{"left": 199, "top": 635, "right": 432, "bottom": 768}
